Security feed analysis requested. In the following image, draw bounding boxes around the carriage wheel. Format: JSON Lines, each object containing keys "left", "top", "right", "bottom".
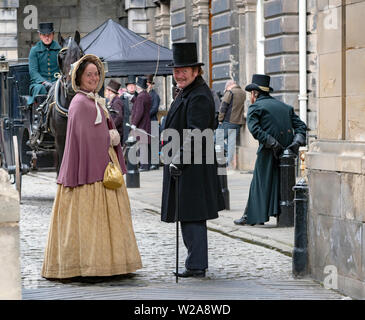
{"left": 12, "top": 136, "right": 22, "bottom": 201}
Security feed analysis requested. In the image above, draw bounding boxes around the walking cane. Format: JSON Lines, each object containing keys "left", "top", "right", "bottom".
{"left": 174, "top": 175, "right": 179, "bottom": 283}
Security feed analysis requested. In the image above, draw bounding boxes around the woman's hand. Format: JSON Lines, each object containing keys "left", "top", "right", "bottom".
{"left": 109, "top": 129, "right": 120, "bottom": 146}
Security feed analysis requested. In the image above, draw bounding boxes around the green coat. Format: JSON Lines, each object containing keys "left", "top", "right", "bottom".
{"left": 245, "top": 95, "right": 307, "bottom": 224}
{"left": 28, "top": 40, "right": 61, "bottom": 104}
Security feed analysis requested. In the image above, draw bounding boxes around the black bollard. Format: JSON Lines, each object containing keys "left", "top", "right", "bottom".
{"left": 292, "top": 177, "right": 309, "bottom": 277}
{"left": 125, "top": 138, "right": 140, "bottom": 188}
{"left": 215, "top": 145, "right": 230, "bottom": 210}
{"left": 277, "top": 149, "right": 296, "bottom": 227}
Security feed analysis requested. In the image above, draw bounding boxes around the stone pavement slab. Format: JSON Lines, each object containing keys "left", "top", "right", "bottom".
{"left": 22, "top": 278, "right": 344, "bottom": 300}
{"left": 127, "top": 169, "right": 294, "bottom": 256}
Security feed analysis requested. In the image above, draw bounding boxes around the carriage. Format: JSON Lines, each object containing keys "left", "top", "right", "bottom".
{"left": 0, "top": 57, "right": 56, "bottom": 198}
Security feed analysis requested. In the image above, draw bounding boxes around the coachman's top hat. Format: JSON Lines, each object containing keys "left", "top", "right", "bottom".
{"left": 106, "top": 79, "right": 121, "bottom": 94}
{"left": 136, "top": 76, "right": 148, "bottom": 90}
{"left": 245, "top": 74, "right": 273, "bottom": 93}
{"left": 167, "top": 42, "right": 204, "bottom": 68}
{"left": 126, "top": 75, "right": 136, "bottom": 85}
{"left": 38, "top": 22, "right": 54, "bottom": 35}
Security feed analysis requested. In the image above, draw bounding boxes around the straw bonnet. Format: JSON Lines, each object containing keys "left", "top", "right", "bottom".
{"left": 71, "top": 54, "right": 105, "bottom": 93}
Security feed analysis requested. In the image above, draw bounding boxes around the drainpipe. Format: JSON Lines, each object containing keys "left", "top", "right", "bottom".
{"left": 298, "top": 0, "right": 307, "bottom": 124}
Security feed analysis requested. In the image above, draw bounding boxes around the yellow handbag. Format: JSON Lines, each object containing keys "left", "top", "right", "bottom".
{"left": 103, "top": 146, "right": 123, "bottom": 190}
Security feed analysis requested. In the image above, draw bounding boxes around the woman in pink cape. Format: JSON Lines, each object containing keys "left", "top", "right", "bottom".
{"left": 41, "top": 54, "right": 142, "bottom": 280}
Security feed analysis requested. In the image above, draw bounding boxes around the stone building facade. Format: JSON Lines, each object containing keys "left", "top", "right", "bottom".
{"left": 306, "top": 0, "right": 365, "bottom": 300}
{"left": 0, "top": 0, "right": 19, "bottom": 61}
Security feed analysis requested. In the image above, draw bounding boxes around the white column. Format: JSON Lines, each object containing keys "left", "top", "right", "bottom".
{"left": 298, "top": 0, "right": 307, "bottom": 124}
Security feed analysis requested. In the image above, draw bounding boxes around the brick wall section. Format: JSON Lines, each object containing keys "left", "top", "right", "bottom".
{"left": 264, "top": 0, "right": 318, "bottom": 136}
{"left": 0, "top": 0, "right": 18, "bottom": 61}
{"left": 264, "top": 0, "right": 300, "bottom": 110}
{"left": 211, "top": 0, "right": 239, "bottom": 94}
{"left": 125, "top": 0, "right": 157, "bottom": 39}
{"left": 170, "top": 0, "right": 190, "bottom": 42}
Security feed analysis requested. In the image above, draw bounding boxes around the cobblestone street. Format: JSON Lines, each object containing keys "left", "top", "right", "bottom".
{"left": 20, "top": 171, "right": 345, "bottom": 300}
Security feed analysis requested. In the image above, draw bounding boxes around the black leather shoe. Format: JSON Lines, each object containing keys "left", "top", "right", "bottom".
{"left": 149, "top": 165, "right": 159, "bottom": 170}
{"left": 234, "top": 216, "right": 248, "bottom": 225}
{"left": 174, "top": 269, "right": 206, "bottom": 278}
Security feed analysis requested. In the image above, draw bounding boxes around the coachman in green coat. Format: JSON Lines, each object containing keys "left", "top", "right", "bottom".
{"left": 234, "top": 74, "right": 307, "bottom": 226}
{"left": 28, "top": 22, "right": 61, "bottom": 105}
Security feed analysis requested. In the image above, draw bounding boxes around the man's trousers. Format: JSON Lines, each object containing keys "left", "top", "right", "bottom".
{"left": 180, "top": 220, "right": 208, "bottom": 270}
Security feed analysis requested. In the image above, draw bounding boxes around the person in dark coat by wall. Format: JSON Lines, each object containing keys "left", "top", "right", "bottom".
{"left": 234, "top": 74, "right": 307, "bottom": 226}
{"left": 105, "top": 79, "right": 124, "bottom": 143}
{"left": 130, "top": 77, "right": 152, "bottom": 171}
{"left": 161, "top": 42, "right": 225, "bottom": 278}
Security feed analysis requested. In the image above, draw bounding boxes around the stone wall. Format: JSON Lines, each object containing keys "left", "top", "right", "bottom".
{"left": 211, "top": 0, "right": 239, "bottom": 93}
{"left": 0, "top": 0, "right": 18, "bottom": 61}
{"left": 125, "top": 0, "right": 156, "bottom": 38}
{"left": 264, "top": 0, "right": 299, "bottom": 109}
{"left": 306, "top": 0, "right": 365, "bottom": 299}
{"left": 0, "top": 169, "right": 21, "bottom": 300}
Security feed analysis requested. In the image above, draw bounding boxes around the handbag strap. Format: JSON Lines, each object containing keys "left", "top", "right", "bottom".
{"left": 108, "top": 146, "right": 122, "bottom": 172}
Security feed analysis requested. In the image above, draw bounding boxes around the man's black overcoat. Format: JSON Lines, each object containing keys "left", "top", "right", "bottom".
{"left": 161, "top": 76, "right": 225, "bottom": 223}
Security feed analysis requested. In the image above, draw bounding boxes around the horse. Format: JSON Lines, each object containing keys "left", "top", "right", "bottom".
{"left": 46, "top": 31, "right": 84, "bottom": 174}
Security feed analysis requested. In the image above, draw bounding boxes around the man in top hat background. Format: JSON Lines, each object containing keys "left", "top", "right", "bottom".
{"left": 146, "top": 74, "right": 160, "bottom": 122}
{"left": 28, "top": 22, "right": 61, "bottom": 105}
{"left": 161, "top": 42, "right": 225, "bottom": 278}
{"left": 234, "top": 74, "right": 307, "bottom": 226}
{"left": 146, "top": 74, "right": 161, "bottom": 170}
{"left": 121, "top": 75, "right": 138, "bottom": 137}
{"left": 105, "top": 79, "right": 125, "bottom": 144}
{"left": 130, "top": 76, "right": 152, "bottom": 171}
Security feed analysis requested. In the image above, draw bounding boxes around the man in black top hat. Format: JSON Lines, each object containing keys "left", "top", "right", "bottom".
{"left": 161, "top": 42, "right": 225, "bottom": 278}
{"left": 122, "top": 75, "right": 138, "bottom": 123}
{"left": 233, "top": 74, "right": 307, "bottom": 226}
{"left": 105, "top": 79, "right": 125, "bottom": 143}
{"left": 28, "top": 22, "right": 61, "bottom": 105}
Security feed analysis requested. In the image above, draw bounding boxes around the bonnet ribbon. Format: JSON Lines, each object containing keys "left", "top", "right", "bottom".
{"left": 77, "top": 90, "right": 109, "bottom": 124}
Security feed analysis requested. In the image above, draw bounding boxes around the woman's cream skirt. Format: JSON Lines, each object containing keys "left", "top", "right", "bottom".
{"left": 41, "top": 179, "right": 142, "bottom": 279}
